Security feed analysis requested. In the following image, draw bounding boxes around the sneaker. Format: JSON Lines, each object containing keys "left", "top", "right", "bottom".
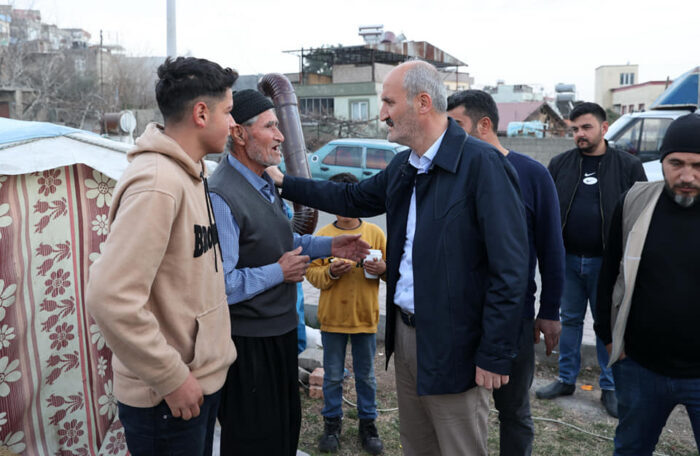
{"left": 601, "top": 389, "right": 618, "bottom": 418}
{"left": 535, "top": 380, "right": 576, "bottom": 399}
{"left": 359, "top": 419, "right": 383, "bottom": 455}
{"left": 318, "top": 416, "right": 342, "bottom": 453}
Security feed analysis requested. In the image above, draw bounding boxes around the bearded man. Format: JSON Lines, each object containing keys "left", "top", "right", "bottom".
{"left": 536, "top": 102, "right": 647, "bottom": 418}
{"left": 594, "top": 113, "right": 700, "bottom": 455}
{"left": 208, "top": 89, "right": 369, "bottom": 455}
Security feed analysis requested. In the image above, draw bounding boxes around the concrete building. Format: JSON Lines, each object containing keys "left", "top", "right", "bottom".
{"left": 610, "top": 80, "right": 670, "bottom": 114}
{"left": 484, "top": 82, "right": 544, "bottom": 103}
{"left": 285, "top": 26, "right": 468, "bottom": 137}
{"left": 0, "top": 86, "right": 35, "bottom": 119}
{"left": 595, "top": 64, "right": 639, "bottom": 110}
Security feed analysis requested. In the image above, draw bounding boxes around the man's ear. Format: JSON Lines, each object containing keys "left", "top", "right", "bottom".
{"left": 478, "top": 117, "right": 492, "bottom": 136}
{"left": 601, "top": 120, "right": 609, "bottom": 135}
{"left": 192, "top": 100, "right": 209, "bottom": 128}
{"left": 231, "top": 124, "right": 247, "bottom": 146}
{"left": 416, "top": 92, "right": 433, "bottom": 114}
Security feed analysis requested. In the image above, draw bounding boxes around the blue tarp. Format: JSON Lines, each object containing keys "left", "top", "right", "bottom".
{"left": 0, "top": 118, "right": 91, "bottom": 146}
{"left": 650, "top": 67, "right": 699, "bottom": 110}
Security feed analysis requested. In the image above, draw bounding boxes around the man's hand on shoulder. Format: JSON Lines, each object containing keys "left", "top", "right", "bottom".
{"left": 475, "top": 366, "right": 509, "bottom": 390}
{"left": 534, "top": 318, "right": 561, "bottom": 356}
{"left": 265, "top": 165, "right": 285, "bottom": 187}
{"left": 278, "top": 246, "right": 310, "bottom": 283}
{"left": 164, "top": 372, "right": 203, "bottom": 420}
{"left": 331, "top": 234, "right": 370, "bottom": 262}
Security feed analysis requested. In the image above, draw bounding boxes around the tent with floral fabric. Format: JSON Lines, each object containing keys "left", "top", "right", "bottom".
{"left": 0, "top": 118, "right": 130, "bottom": 456}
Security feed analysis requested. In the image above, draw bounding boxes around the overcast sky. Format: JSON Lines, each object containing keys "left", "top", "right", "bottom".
{"left": 11, "top": 0, "right": 700, "bottom": 100}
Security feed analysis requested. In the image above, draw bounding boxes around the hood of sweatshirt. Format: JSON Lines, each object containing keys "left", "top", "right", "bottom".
{"left": 128, "top": 123, "right": 206, "bottom": 180}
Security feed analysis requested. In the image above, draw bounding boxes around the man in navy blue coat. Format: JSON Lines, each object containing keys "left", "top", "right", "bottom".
{"left": 271, "top": 60, "right": 529, "bottom": 455}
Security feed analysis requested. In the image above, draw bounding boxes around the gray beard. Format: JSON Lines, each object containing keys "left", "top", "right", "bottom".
{"left": 664, "top": 184, "right": 699, "bottom": 208}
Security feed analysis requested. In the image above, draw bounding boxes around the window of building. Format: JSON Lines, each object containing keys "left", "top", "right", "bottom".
{"left": 366, "top": 148, "right": 395, "bottom": 170}
{"left": 298, "top": 97, "right": 334, "bottom": 117}
{"left": 621, "top": 105, "right": 627, "bottom": 114}
{"left": 613, "top": 104, "right": 622, "bottom": 114}
{"left": 350, "top": 100, "right": 369, "bottom": 121}
{"left": 629, "top": 104, "right": 635, "bottom": 113}
{"left": 638, "top": 103, "right": 645, "bottom": 112}
{"left": 74, "top": 57, "right": 86, "bottom": 75}
{"left": 619, "top": 72, "right": 635, "bottom": 86}
{"left": 321, "top": 146, "right": 362, "bottom": 167}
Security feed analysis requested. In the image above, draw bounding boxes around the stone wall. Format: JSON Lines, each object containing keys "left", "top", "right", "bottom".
{"left": 501, "top": 137, "right": 573, "bottom": 166}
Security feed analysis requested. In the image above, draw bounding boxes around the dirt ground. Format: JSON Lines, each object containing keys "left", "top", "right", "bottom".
{"left": 298, "top": 342, "right": 698, "bottom": 456}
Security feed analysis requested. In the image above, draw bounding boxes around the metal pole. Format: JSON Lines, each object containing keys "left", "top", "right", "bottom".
{"left": 167, "top": 0, "right": 177, "bottom": 57}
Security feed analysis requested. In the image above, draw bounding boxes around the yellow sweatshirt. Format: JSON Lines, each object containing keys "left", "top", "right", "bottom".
{"left": 86, "top": 123, "right": 237, "bottom": 407}
{"left": 306, "top": 221, "right": 386, "bottom": 334}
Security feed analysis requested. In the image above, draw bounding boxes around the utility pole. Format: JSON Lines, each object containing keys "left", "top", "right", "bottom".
{"left": 167, "top": 0, "right": 177, "bottom": 57}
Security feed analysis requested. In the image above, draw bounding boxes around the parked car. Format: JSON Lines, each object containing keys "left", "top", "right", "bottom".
{"left": 605, "top": 108, "right": 696, "bottom": 181}
{"left": 291, "top": 139, "right": 409, "bottom": 181}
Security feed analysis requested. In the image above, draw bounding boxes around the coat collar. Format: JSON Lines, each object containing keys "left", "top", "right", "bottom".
{"left": 430, "top": 118, "right": 468, "bottom": 174}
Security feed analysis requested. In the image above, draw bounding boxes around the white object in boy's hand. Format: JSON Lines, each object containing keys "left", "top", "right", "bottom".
{"left": 363, "top": 249, "right": 383, "bottom": 279}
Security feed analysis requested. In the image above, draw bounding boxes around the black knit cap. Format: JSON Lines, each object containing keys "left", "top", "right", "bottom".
{"left": 660, "top": 113, "right": 700, "bottom": 161}
{"left": 231, "top": 89, "right": 274, "bottom": 124}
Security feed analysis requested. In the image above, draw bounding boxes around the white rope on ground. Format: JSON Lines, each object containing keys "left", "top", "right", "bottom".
{"left": 298, "top": 377, "right": 398, "bottom": 412}
{"left": 489, "top": 409, "right": 669, "bottom": 456}
{"left": 298, "top": 381, "right": 671, "bottom": 455}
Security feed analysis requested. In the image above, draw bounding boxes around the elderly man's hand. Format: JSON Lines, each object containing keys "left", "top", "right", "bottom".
{"left": 534, "top": 318, "right": 561, "bottom": 356}
{"left": 475, "top": 366, "right": 509, "bottom": 390}
{"left": 331, "top": 234, "right": 370, "bottom": 262}
{"left": 277, "top": 247, "right": 310, "bottom": 283}
{"left": 265, "top": 165, "right": 285, "bottom": 187}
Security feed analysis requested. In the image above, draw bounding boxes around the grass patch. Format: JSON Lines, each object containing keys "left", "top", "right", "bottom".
{"left": 299, "top": 344, "right": 698, "bottom": 455}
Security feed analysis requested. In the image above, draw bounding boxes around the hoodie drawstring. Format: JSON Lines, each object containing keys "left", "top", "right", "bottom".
{"left": 201, "top": 170, "right": 223, "bottom": 272}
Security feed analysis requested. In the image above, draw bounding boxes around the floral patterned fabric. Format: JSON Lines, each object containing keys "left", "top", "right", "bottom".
{"left": 0, "top": 166, "right": 127, "bottom": 455}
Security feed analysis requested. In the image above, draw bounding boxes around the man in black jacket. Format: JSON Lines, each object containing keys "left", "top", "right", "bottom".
{"left": 536, "top": 102, "right": 646, "bottom": 418}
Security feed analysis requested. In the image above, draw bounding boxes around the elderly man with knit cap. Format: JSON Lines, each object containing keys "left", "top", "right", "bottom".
{"left": 208, "top": 89, "right": 369, "bottom": 455}
{"left": 594, "top": 113, "right": 700, "bottom": 455}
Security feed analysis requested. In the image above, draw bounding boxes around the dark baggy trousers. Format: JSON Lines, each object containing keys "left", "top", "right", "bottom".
{"left": 218, "top": 328, "right": 301, "bottom": 456}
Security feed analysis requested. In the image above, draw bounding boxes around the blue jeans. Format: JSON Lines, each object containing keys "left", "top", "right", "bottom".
{"left": 612, "top": 357, "right": 700, "bottom": 455}
{"left": 558, "top": 253, "right": 614, "bottom": 390}
{"left": 321, "top": 331, "right": 377, "bottom": 420}
{"left": 117, "top": 390, "right": 221, "bottom": 456}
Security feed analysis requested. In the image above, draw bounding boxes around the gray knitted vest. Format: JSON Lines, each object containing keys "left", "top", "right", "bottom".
{"left": 209, "top": 159, "right": 297, "bottom": 337}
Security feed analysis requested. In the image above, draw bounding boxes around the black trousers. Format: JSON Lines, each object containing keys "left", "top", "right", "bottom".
{"left": 492, "top": 318, "right": 536, "bottom": 456}
{"left": 218, "top": 329, "right": 301, "bottom": 456}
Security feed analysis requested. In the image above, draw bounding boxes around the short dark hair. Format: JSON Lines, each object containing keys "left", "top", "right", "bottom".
{"left": 155, "top": 57, "right": 238, "bottom": 123}
{"left": 329, "top": 172, "right": 359, "bottom": 184}
{"left": 569, "top": 102, "right": 606, "bottom": 123}
{"left": 447, "top": 90, "right": 499, "bottom": 133}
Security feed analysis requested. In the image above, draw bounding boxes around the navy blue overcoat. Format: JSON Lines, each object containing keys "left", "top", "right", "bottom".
{"left": 283, "top": 119, "right": 529, "bottom": 395}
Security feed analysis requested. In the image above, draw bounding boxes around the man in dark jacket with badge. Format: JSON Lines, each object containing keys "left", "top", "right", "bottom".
{"left": 536, "top": 102, "right": 646, "bottom": 418}
{"left": 269, "top": 60, "right": 529, "bottom": 455}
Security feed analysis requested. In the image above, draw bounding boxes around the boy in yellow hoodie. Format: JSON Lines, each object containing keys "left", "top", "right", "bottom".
{"left": 306, "top": 173, "right": 387, "bottom": 455}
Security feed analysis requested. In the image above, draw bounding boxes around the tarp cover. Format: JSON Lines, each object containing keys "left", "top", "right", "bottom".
{"left": 650, "top": 67, "right": 700, "bottom": 110}
{"left": 0, "top": 118, "right": 130, "bottom": 180}
{"left": 0, "top": 118, "right": 129, "bottom": 455}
